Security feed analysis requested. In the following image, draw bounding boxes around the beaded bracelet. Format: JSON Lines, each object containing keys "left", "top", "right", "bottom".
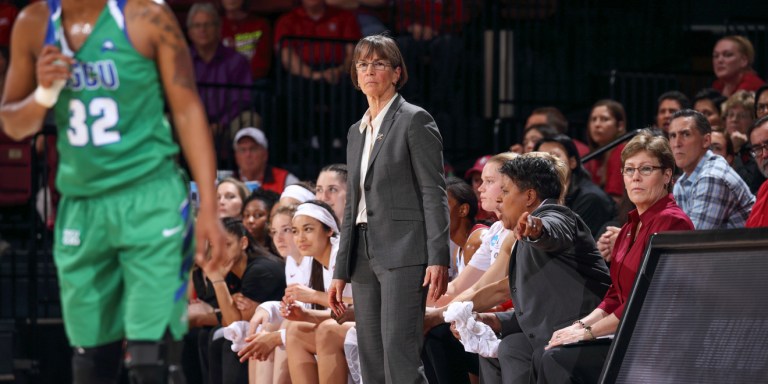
{"left": 573, "top": 319, "right": 587, "bottom": 328}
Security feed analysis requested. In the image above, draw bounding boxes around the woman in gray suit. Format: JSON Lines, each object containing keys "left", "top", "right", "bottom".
{"left": 329, "top": 34, "right": 450, "bottom": 384}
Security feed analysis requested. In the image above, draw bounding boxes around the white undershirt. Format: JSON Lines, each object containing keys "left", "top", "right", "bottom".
{"left": 355, "top": 94, "right": 398, "bottom": 224}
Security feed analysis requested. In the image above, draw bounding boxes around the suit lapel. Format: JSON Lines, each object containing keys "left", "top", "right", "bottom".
{"left": 366, "top": 95, "right": 404, "bottom": 174}
{"left": 351, "top": 122, "right": 366, "bottom": 203}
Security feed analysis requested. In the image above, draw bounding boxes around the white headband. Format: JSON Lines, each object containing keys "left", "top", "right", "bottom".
{"left": 281, "top": 185, "right": 316, "bottom": 203}
{"left": 294, "top": 203, "right": 339, "bottom": 235}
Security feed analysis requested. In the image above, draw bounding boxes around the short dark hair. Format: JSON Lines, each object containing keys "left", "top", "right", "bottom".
{"left": 693, "top": 88, "right": 726, "bottom": 113}
{"left": 351, "top": 34, "right": 408, "bottom": 90}
{"left": 530, "top": 107, "right": 569, "bottom": 134}
{"left": 446, "top": 177, "right": 478, "bottom": 222}
{"left": 499, "top": 155, "right": 562, "bottom": 201}
{"left": 670, "top": 109, "right": 712, "bottom": 135}
{"left": 658, "top": 90, "right": 691, "bottom": 110}
{"left": 534, "top": 134, "right": 590, "bottom": 178}
{"left": 245, "top": 188, "right": 280, "bottom": 216}
{"left": 535, "top": 134, "right": 579, "bottom": 163}
{"left": 749, "top": 115, "right": 768, "bottom": 140}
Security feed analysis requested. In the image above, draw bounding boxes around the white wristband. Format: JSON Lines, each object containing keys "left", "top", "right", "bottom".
{"left": 33, "top": 79, "right": 66, "bottom": 108}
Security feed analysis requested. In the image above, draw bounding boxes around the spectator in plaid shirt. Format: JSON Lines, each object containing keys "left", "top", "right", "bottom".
{"left": 669, "top": 109, "right": 755, "bottom": 229}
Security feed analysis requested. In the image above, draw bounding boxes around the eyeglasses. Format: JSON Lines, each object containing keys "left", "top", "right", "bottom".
{"left": 621, "top": 166, "right": 664, "bottom": 176}
{"left": 750, "top": 143, "right": 768, "bottom": 158}
{"left": 355, "top": 61, "right": 391, "bottom": 72}
{"left": 725, "top": 111, "right": 751, "bottom": 121}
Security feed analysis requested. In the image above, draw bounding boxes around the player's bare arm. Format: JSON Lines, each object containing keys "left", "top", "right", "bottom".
{"left": 0, "top": 3, "right": 73, "bottom": 140}
{"left": 126, "top": 0, "right": 226, "bottom": 265}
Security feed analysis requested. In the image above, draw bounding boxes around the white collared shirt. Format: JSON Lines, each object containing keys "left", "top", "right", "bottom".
{"left": 355, "top": 94, "right": 398, "bottom": 224}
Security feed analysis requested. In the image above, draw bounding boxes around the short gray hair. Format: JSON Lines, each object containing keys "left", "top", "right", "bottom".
{"left": 187, "top": 3, "right": 220, "bottom": 28}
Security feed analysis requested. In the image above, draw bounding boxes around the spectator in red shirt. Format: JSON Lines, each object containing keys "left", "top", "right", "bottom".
{"left": 584, "top": 99, "right": 627, "bottom": 203}
{"left": 273, "top": 0, "right": 361, "bottom": 84}
{"left": 395, "top": 0, "right": 470, "bottom": 38}
{"left": 327, "top": 0, "right": 388, "bottom": 37}
{"left": 712, "top": 35, "right": 766, "bottom": 97}
{"left": 746, "top": 116, "right": 768, "bottom": 227}
{"left": 220, "top": 0, "right": 273, "bottom": 79}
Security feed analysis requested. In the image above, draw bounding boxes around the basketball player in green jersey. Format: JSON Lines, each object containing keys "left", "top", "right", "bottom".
{"left": 1, "top": 0, "right": 227, "bottom": 382}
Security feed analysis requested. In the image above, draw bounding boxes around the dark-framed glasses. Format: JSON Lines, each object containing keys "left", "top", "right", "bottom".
{"left": 355, "top": 61, "right": 391, "bottom": 72}
{"left": 621, "top": 166, "right": 664, "bottom": 176}
{"left": 750, "top": 143, "right": 768, "bottom": 159}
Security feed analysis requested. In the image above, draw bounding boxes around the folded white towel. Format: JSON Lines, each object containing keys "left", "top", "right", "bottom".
{"left": 443, "top": 302, "right": 501, "bottom": 358}
{"left": 222, "top": 321, "right": 250, "bottom": 352}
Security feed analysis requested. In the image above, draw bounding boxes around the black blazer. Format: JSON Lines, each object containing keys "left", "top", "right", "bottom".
{"left": 502, "top": 200, "right": 611, "bottom": 348}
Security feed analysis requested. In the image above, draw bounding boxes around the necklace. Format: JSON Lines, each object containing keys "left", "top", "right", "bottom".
{"left": 70, "top": 22, "right": 93, "bottom": 36}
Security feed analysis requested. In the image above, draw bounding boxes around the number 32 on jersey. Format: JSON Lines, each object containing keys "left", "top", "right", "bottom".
{"left": 67, "top": 97, "right": 121, "bottom": 146}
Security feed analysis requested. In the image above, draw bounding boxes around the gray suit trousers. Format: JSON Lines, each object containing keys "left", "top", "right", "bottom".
{"left": 351, "top": 226, "right": 428, "bottom": 384}
{"left": 480, "top": 332, "right": 547, "bottom": 384}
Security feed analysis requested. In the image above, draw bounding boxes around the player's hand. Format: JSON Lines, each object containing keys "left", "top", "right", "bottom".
{"left": 328, "top": 279, "right": 347, "bottom": 318}
{"left": 36, "top": 45, "right": 74, "bottom": 89}
{"left": 423, "top": 265, "right": 448, "bottom": 301}
{"left": 331, "top": 306, "right": 355, "bottom": 324}
{"left": 233, "top": 293, "right": 257, "bottom": 313}
{"left": 515, "top": 212, "right": 543, "bottom": 241}
{"left": 238, "top": 331, "right": 281, "bottom": 362}
{"left": 248, "top": 307, "right": 271, "bottom": 336}
{"left": 195, "top": 206, "right": 227, "bottom": 278}
{"left": 285, "top": 284, "right": 318, "bottom": 305}
{"left": 188, "top": 300, "right": 215, "bottom": 327}
{"left": 280, "top": 299, "right": 307, "bottom": 322}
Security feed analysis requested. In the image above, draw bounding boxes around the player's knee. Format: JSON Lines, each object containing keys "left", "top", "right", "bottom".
{"left": 71, "top": 341, "right": 122, "bottom": 384}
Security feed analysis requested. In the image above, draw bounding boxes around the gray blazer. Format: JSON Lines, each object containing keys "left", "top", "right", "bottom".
{"left": 334, "top": 95, "right": 450, "bottom": 281}
{"left": 500, "top": 200, "right": 611, "bottom": 347}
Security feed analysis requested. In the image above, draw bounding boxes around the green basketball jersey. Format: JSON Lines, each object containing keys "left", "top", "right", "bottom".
{"left": 46, "top": 0, "right": 179, "bottom": 197}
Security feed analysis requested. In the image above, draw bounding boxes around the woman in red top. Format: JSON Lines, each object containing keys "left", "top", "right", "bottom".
{"left": 712, "top": 35, "right": 766, "bottom": 97}
{"left": 532, "top": 130, "right": 694, "bottom": 384}
{"left": 583, "top": 99, "right": 627, "bottom": 203}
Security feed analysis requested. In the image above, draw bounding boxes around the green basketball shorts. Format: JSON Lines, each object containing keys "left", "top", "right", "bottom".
{"left": 54, "top": 174, "right": 194, "bottom": 347}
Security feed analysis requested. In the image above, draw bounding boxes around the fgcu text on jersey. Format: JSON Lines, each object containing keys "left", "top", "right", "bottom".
{"left": 68, "top": 60, "right": 120, "bottom": 91}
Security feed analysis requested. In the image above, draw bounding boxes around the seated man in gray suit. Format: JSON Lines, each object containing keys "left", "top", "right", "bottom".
{"left": 478, "top": 153, "right": 611, "bottom": 384}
